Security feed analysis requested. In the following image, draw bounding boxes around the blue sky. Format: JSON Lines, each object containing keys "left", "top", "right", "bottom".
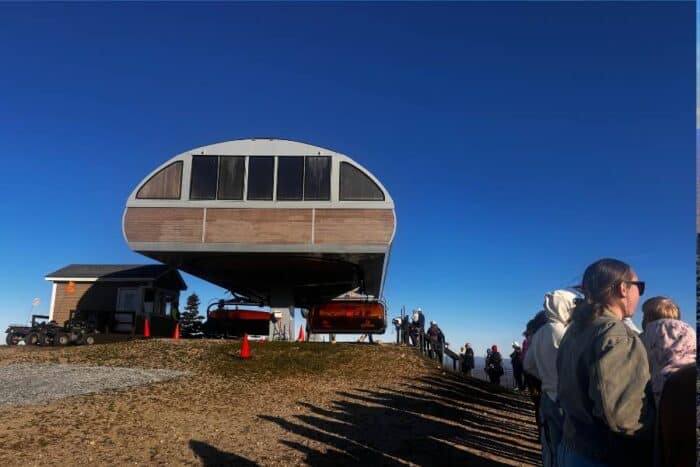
{"left": 0, "top": 3, "right": 694, "bottom": 354}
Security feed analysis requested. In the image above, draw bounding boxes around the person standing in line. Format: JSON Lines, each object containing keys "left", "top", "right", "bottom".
{"left": 393, "top": 317, "right": 402, "bottom": 345}
{"left": 639, "top": 296, "right": 695, "bottom": 467}
{"left": 485, "top": 344, "right": 504, "bottom": 385}
{"left": 524, "top": 288, "right": 582, "bottom": 467}
{"left": 401, "top": 316, "right": 410, "bottom": 345}
{"left": 426, "top": 320, "right": 445, "bottom": 363}
{"left": 460, "top": 343, "right": 475, "bottom": 376}
{"left": 639, "top": 296, "right": 695, "bottom": 406}
{"left": 522, "top": 310, "right": 548, "bottom": 432}
{"left": 556, "top": 259, "right": 654, "bottom": 467}
{"left": 409, "top": 307, "right": 425, "bottom": 348}
{"left": 485, "top": 348, "right": 492, "bottom": 380}
{"left": 510, "top": 342, "right": 525, "bottom": 391}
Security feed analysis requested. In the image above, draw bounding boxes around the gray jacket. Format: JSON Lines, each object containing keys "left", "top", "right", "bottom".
{"left": 556, "top": 308, "right": 655, "bottom": 464}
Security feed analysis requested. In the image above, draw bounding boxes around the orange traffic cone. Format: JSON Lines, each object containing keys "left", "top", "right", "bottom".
{"left": 240, "top": 333, "right": 251, "bottom": 359}
{"left": 144, "top": 319, "right": 151, "bottom": 338}
{"left": 297, "top": 325, "right": 305, "bottom": 342}
{"left": 173, "top": 323, "right": 180, "bottom": 340}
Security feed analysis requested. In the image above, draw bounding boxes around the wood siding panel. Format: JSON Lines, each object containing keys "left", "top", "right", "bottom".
{"left": 53, "top": 282, "right": 122, "bottom": 325}
{"left": 205, "top": 208, "right": 312, "bottom": 244}
{"left": 314, "top": 209, "right": 394, "bottom": 245}
{"left": 53, "top": 282, "right": 91, "bottom": 325}
{"left": 124, "top": 208, "right": 203, "bottom": 243}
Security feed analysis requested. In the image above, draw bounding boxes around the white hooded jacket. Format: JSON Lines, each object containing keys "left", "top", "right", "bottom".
{"left": 524, "top": 288, "right": 581, "bottom": 401}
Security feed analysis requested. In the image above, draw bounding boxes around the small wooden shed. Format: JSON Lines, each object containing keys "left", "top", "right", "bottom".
{"left": 45, "top": 264, "right": 186, "bottom": 336}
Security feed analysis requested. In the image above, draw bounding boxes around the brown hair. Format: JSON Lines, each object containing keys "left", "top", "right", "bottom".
{"left": 641, "top": 296, "right": 680, "bottom": 330}
{"left": 571, "top": 258, "right": 634, "bottom": 324}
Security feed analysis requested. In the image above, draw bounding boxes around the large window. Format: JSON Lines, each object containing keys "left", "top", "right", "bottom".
{"left": 304, "top": 156, "right": 331, "bottom": 201}
{"left": 340, "top": 162, "right": 384, "bottom": 201}
{"left": 189, "top": 156, "right": 246, "bottom": 200}
{"left": 185, "top": 155, "right": 338, "bottom": 202}
{"left": 218, "top": 156, "right": 245, "bottom": 200}
{"left": 190, "top": 156, "right": 218, "bottom": 200}
{"left": 136, "top": 161, "right": 182, "bottom": 199}
{"left": 276, "top": 157, "right": 304, "bottom": 201}
{"left": 247, "top": 156, "right": 274, "bottom": 200}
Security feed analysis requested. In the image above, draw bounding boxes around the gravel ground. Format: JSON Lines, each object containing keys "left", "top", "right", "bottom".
{"left": 0, "top": 364, "right": 187, "bottom": 407}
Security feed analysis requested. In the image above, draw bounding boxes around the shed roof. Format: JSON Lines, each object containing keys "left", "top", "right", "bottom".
{"left": 45, "top": 264, "right": 186, "bottom": 290}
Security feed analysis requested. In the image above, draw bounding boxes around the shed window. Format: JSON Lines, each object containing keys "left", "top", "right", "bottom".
{"left": 218, "top": 156, "right": 245, "bottom": 200}
{"left": 304, "top": 156, "right": 331, "bottom": 201}
{"left": 247, "top": 156, "right": 274, "bottom": 200}
{"left": 190, "top": 156, "right": 218, "bottom": 200}
{"left": 340, "top": 162, "right": 385, "bottom": 201}
{"left": 136, "top": 161, "right": 182, "bottom": 199}
{"left": 276, "top": 157, "right": 304, "bottom": 201}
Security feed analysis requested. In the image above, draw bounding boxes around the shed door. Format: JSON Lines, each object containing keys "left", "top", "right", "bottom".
{"left": 115, "top": 288, "right": 139, "bottom": 332}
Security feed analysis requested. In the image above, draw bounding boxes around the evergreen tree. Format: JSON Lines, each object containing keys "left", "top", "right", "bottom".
{"left": 180, "top": 293, "right": 204, "bottom": 338}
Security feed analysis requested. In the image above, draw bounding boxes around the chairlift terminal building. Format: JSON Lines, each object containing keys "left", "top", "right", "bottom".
{"left": 122, "top": 139, "right": 396, "bottom": 315}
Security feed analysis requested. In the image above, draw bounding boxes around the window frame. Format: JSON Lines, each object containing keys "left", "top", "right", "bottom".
{"left": 276, "top": 156, "right": 305, "bottom": 201}
{"left": 303, "top": 156, "right": 332, "bottom": 201}
{"left": 136, "top": 161, "right": 183, "bottom": 200}
{"left": 217, "top": 156, "right": 246, "bottom": 201}
{"left": 189, "top": 155, "right": 219, "bottom": 201}
{"left": 247, "top": 156, "right": 275, "bottom": 201}
{"left": 339, "top": 161, "right": 385, "bottom": 201}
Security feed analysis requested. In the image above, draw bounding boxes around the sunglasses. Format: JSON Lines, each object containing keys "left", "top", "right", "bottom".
{"left": 625, "top": 280, "right": 645, "bottom": 296}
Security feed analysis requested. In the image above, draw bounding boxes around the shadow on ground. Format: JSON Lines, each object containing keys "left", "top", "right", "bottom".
{"left": 260, "top": 371, "right": 541, "bottom": 466}
{"left": 189, "top": 440, "right": 258, "bottom": 466}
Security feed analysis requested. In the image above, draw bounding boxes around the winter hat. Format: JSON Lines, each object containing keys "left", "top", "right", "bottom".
{"left": 491, "top": 345, "right": 498, "bottom": 352}
{"left": 512, "top": 341, "right": 521, "bottom": 349}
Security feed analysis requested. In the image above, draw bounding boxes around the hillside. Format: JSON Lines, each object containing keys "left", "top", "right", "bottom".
{"left": 0, "top": 340, "right": 540, "bottom": 466}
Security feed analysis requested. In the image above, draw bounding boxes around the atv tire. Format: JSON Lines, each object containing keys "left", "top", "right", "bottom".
{"left": 39, "top": 332, "right": 54, "bottom": 346}
{"left": 54, "top": 333, "right": 70, "bottom": 346}
{"left": 24, "top": 332, "right": 39, "bottom": 346}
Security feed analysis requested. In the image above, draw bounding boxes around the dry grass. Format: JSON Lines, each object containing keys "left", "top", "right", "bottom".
{"left": 0, "top": 339, "right": 540, "bottom": 466}
{"left": 0, "top": 339, "right": 416, "bottom": 380}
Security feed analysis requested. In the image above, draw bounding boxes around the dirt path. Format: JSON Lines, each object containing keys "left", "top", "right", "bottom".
{"left": 0, "top": 340, "right": 540, "bottom": 466}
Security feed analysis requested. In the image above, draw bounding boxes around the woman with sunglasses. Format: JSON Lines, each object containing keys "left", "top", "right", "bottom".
{"left": 555, "top": 258, "right": 654, "bottom": 467}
